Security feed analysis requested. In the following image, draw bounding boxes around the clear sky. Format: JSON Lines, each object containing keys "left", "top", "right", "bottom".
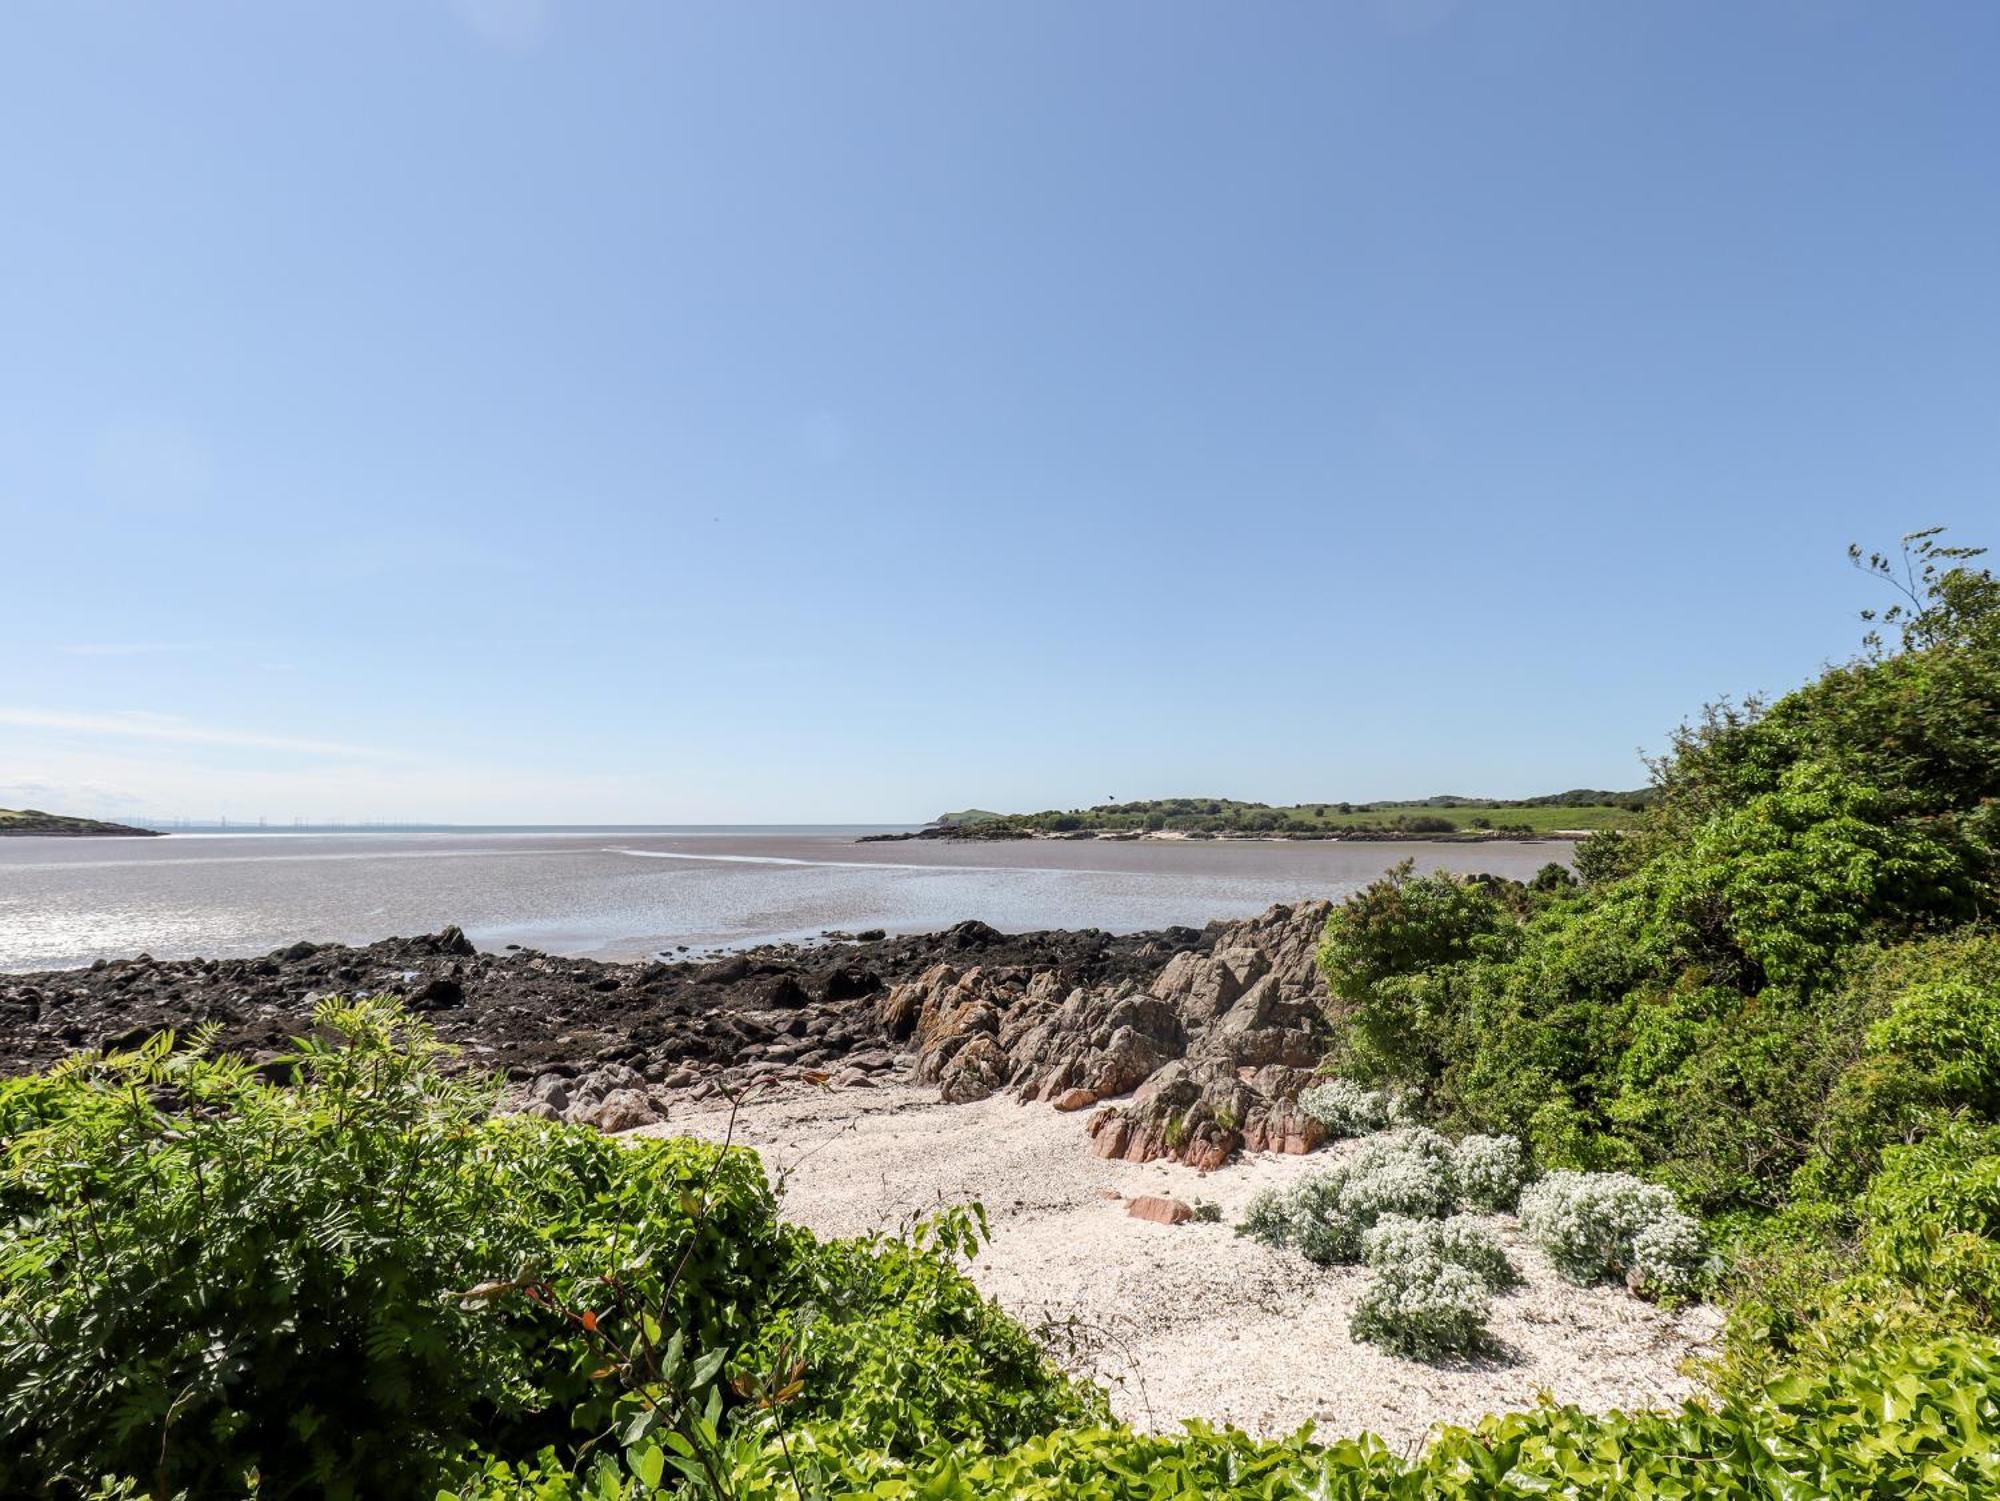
{"left": 2, "top": 2, "right": 1995, "bottom": 824}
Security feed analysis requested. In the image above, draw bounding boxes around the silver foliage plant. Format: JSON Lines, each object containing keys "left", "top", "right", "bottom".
{"left": 1363, "top": 1213, "right": 1518, "bottom": 1292}
{"left": 1235, "top": 1128, "right": 1457, "bottom": 1266}
{"left": 1348, "top": 1252, "right": 1491, "bottom": 1360}
{"left": 1297, "top": 1078, "right": 1391, "bottom": 1138}
{"left": 1452, "top": 1133, "right": 1529, "bottom": 1211}
{"left": 1517, "top": 1170, "right": 1704, "bottom": 1297}
{"left": 1240, "top": 1119, "right": 1703, "bottom": 1357}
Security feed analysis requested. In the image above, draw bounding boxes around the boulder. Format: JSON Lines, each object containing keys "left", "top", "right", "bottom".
{"left": 760, "top": 975, "right": 810, "bottom": 1009}
{"left": 434, "top": 925, "right": 478, "bottom": 958}
{"left": 577, "top": 1087, "right": 662, "bottom": 1133}
{"left": 1125, "top": 1195, "right": 1194, "bottom": 1226}
{"left": 1003, "top": 984, "right": 1185, "bottom": 1104}
{"left": 408, "top": 974, "right": 466, "bottom": 1011}
{"left": 527, "top": 1073, "right": 571, "bottom": 1113}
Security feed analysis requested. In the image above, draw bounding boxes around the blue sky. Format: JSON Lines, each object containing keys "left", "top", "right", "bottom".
{"left": 2, "top": 2, "right": 1995, "bottom": 823}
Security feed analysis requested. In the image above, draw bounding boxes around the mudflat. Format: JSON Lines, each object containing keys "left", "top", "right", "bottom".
{"left": 0, "top": 827, "right": 1571, "bottom": 970}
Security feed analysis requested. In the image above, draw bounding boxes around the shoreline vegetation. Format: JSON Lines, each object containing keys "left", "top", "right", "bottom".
{"left": 3, "top": 533, "right": 1999, "bottom": 1497}
{"left": 861, "top": 790, "right": 1649, "bottom": 844}
{"left": 0, "top": 807, "right": 161, "bottom": 837}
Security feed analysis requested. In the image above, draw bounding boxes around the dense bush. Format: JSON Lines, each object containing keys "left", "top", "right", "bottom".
{"left": 1859, "top": 1117, "right": 2000, "bottom": 1326}
{"left": 0, "top": 1003, "right": 1092, "bottom": 1499}
{"left": 1518, "top": 1170, "right": 1704, "bottom": 1297}
{"left": 1316, "top": 864, "right": 1515, "bottom": 1083}
{"left": 1453, "top": 1132, "right": 1528, "bottom": 1210}
{"left": 1313, "top": 537, "right": 2000, "bottom": 1223}
{"left": 1309, "top": 535, "right": 2000, "bottom": 1393}
{"left": 0, "top": 1002, "right": 700, "bottom": 1495}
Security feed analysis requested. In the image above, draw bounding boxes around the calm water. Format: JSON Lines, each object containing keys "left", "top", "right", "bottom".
{"left": 0, "top": 827, "right": 1573, "bottom": 972}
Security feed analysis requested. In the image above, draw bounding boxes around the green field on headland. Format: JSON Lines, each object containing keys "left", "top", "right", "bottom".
{"left": 937, "top": 791, "right": 1650, "bottom": 838}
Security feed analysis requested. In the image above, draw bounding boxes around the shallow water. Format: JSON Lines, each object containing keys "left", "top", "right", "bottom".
{"left": 0, "top": 827, "right": 1573, "bottom": 971}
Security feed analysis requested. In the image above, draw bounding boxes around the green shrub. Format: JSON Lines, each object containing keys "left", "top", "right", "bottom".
{"left": 0, "top": 1003, "right": 792, "bottom": 1497}
{"left": 1795, "top": 934, "right": 2000, "bottom": 1201}
{"left": 743, "top": 1207, "right": 1103, "bottom": 1458}
{"left": 450, "top": 1337, "right": 2000, "bottom": 1499}
{"left": 1649, "top": 761, "right": 1975, "bottom": 992}
{"left": 1317, "top": 864, "right": 1514, "bottom": 1083}
{"left": 1308, "top": 538, "right": 1999, "bottom": 1221}
{"left": 0, "top": 1002, "right": 1090, "bottom": 1500}
{"left": 1860, "top": 1117, "right": 2000, "bottom": 1324}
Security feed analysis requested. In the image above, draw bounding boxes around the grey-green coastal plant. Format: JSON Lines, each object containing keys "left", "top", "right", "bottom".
{"left": 1363, "top": 1214, "right": 1519, "bottom": 1292}
{"left": 1298, "top": 1078, "right": 1391, "bottom": 1138}
{"left": 1453, "top": 1133, "right": 1529, "bottom": 1211}
{"left": 1234, "top": 1127, "right": 1457, "bottom": 1265}
{"left": 1517, "top": 1170, "right": 1704, "bottom": 1297}
{"left": 1349, "top": 1252, "right": 1493, "bottom": 1360}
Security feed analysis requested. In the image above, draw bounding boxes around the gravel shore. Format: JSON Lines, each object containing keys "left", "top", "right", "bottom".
{"left": 654, "top": 1083, "right": 1721, "bottom": 1449}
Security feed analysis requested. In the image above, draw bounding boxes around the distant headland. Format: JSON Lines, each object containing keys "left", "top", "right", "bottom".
{"left": 0, "top": 808, "right": 163, "bottom": 837}
{"left": 861, "top": 791, "right": 1650, "bottom": 843}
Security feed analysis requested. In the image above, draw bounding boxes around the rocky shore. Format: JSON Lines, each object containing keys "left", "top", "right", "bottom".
{"left": 0, "top": 901, "right": 1343, "bottom": 1165}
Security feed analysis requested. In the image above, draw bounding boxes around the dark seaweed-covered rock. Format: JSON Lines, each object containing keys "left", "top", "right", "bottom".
{"left": 0, "top": 919, "right": 1206, "bottom": 1107}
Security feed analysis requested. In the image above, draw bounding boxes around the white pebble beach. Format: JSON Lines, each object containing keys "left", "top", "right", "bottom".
{"left": 646, "top": 1082, "right": 1722, "bottom": 1451}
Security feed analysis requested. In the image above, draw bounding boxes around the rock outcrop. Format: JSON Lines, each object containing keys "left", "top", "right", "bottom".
{"left": 895, "top": 900, "right": 1335, "bottom": 1168}
{"left": 4, "top": 899, "right": 1334, "bottom": 1160}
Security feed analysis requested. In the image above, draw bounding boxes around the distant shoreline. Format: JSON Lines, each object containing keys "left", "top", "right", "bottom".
{"left": 858, "top": 826, "right": 1592, "bottom": 845}
{"left": 0, "top": 809, "right": 163, "bottom": 838}
{"left": 867, "top": 793, "right": 1645, "bottom": 844}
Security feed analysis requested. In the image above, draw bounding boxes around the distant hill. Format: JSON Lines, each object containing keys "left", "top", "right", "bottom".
{"left": 931, "top": 808, "right": 1004, "bottom": 826}
{"left": 0, "top": 808, "right": 162, "bottom": 837}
